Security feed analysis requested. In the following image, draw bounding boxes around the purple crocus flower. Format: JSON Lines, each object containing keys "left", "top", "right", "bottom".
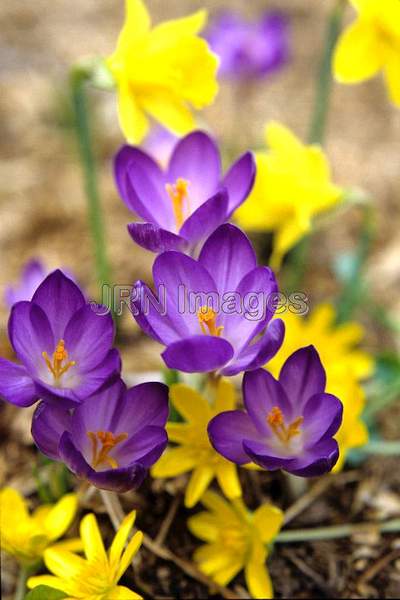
{"left": 132, "top": 224, "right": 284, "bottom": 375}
{"left": 4, "top": 259, "right": 48, "bottom": 307}
{"left": 142, "top": 125, "right": 178, "bottom": 169}
{"left": 207, "top": 11, "right": 289, "bottom": 79}
{"left": 114, "top": 130, "right": 256, "bottom": 255}
{"left": 0, "top": 270, "right": 120, "bottom": 408}
{"left": 31, "top": 378, "right": 169, "bottom": 492}
{"left": 208, "top": 346, "right": 343, "bottom": 477}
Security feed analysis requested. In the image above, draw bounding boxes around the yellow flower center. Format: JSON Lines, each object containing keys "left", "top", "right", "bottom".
{"left": 42, "top": 339, "right": 76, "bottom": 382}
{"left": 220, "top": 527, "right": 247, "bottom": 551}
{"left": 165, "top": 177, "right": 190, "bottom": 229}
{"left": 266, "top": 406, "right": 304, "bottom": 445}
{"left": 87, "top": 430, "right": 128, "bottom": 470}
{"left": 197, "top": 306, "right": 224, "bottom": 337}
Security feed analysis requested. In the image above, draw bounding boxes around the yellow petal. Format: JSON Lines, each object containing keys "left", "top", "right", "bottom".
{"left": 139, "top": 90, "right": 195, "bottom": 137}
{"left": 44, "top": 547, "right": 86, "bottom": 579}
{"left": 50, "top": 538, "right": 83, "bottom": 553}
{"left": 116, "top": 531, "right": 143, "bottom": 581}
{"left": 265, "top": 121, "right": 303, "bottom": 155}
{"left": 170, "top": 384, "right": 211, "bottom": 423}
{"left": 108, "top": 585, "right": 143, "bottom": 599}
{"left": 214, "top": 378, "right": 237, "bottom": 413}
{"left": 114, "top": 0, "right": 151, "bottom": 56}
{"left": 271, "top": 214, "right": 311, "bottom": 270}
{"left": 151, "top": 447, "right": 197, "bottom": 478}
{"left": 185, "top": 465, "right": 215, "bottom": 508}
{"left": 166, "top": 422, "right": 191, "bottom": 444}
{"left": 215, "top": 461, "right": 242, "bottom": 500}
{"left": 200, "top": 490, "right": 237, "bottom": 520}
{"left": 187, "top": 512, "right": 219, "bottom": 543}
{"left": 27, "top": 574, "right": 67, "bottom": 592}
{"left": 152, "top": 10, "right": 207, "bottom": 40}
{"left": 213, "top": 559, "right": 244, "bottom": 586}
{"left": 0, "top": 487, "right": 29, "bottom": 527}
{"left": 333, "top": 19, "right": 382, "bottom": 83}
{"left": 80, "top": 513, "right": 107, "bottom": 563}
{"left": 117, "top": 79, "right": 150, "bottom": 144}
{"left": 253, "top": 505, "right": 284, "bottom": 544}
{"left": 245, "top": 551, "right": 273, "bottom": 599}
{"left": 44, "top": 493, "right": 78, "bottom": 541}
{"left": 193, "top": 543, "right": 233, "bottom": 576}
{"left": 109, "top": 510, "right": 137, "bottom": 567}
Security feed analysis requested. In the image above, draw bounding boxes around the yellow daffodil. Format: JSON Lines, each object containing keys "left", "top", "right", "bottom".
{"left": 28, "top": 510, "right": 143, "bottom": 599}
{"left": 235, "top": 122, "right": 343, "bottom": 269}
{"left": 107, "top": 0, "right": 219, "bottom": 143}
{"left": 334, "top": 0, "right": 400, "bottom": 106}
{"left": 0, "top": 488, "right": 79, "bottom": 566}
{"left": 152, "top": 380, "right": 241, "bottom": 508}
{"left": 188, "top": 491, "right": 283, "bottom": 599}
{"left": 267, "top": 303, "right": 374, "bottom": 470}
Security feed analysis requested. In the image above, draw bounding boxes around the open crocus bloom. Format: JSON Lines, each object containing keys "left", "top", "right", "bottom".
{"left": 32, "top": 378, "right": 169, "bottom": 492}
{"left": 208, "top": 346, "right": 343, "bottom": 477}
{"left": 132, "top": 224, "right": 284, "bottom": 375}
{"left": 207, "top": 11, "right": 289, "bottom": 79}
{"left": 0, "top": 270, "right": 120, "bottom": 407}
{"left": 114, "top": 130, "right": 256, "bottom": 255}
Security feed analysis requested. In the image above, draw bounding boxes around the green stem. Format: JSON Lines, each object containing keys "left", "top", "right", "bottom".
{"left": 276, "top": 518, "right": 400, "bottom": 543}
{"left": 70, "top": 68, "right": 111, "bottom": 289}
{"left": 308, "top": 0, "right": 346, "bottom": 145}
{"left": 14, "top": 567, "right": 28, "bottom": 600}
{"left": 353, "top": 440, "right": 400, "bottom": 456}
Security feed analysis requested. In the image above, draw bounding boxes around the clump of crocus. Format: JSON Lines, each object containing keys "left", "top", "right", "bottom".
{"left": 267, "top": 303, "right": 373, "bottom": 471}
{"left": 133, "top": 224, "right": 284, "bottom": 375}
{"left": 0, "top": 270, "right": 120, "bottom": 407}
{"left": 207, "top": 11, "right": 289, "bottom": 80}
{"left": 0, "top": 488, "right": 79, "bottom": 566}
{"left": 188, "top": 491, "right": 283, "bottom": 598}
{"left": 334, "top": 0, "right": 400, "bottom": 107}
{"left": 235, "top": 122, "right": 343, "bottom": 269}
{"left": 209, "top": 346, "right": 343, "bottom": 476}
{"left": 106, "top": 0, "right": 219, "bottom": 143}
{"left": 115, "top": 131, "right": 255, "bottom": 254}
{"left": 28, "top": 510, "right": 143, "bottom": 599}
{"left": 32, "top": 377, "right": 169, "bottom": 492}
{"left": 152, "top": 379, "right": 241, "bottom": 508}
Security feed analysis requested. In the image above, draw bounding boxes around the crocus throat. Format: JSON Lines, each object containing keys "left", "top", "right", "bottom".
{"left": 42, "top": 339, "right": 76, "bottom": 382}
{"left": 197, "top": 306, "right": 224, "bottom": 337}
{"left": 267, "top": 406, "right": 303, "bottom": 446}
{"left": 165, "top": 177, "right": 190, "bottom": 229}
{"left": 87, "top": 431, "right": 128, "bottom": 470}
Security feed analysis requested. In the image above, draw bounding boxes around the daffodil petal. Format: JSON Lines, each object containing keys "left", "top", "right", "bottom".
{"left": 151, "top": 446, "right": 197, "bottom": 478}
{"left": 80, "top": 513, "right": 107, "bottom": 563}
{"left": 253, "top": 505, "right": 284, "bottom": 544}
{"left": 139, "top": 91, "right": 195, "bottom": 137}
{"left": 116, "top": 531, "right": 143, "bottom": 581}
{"left": 185, "top": 465, "right": 215, "bottom": 508}
{"left": 109, "top": 510, "right": 136, "bottom": 567}
{"left": 334, "top": 19, "right": 382, "bottom": 83}
{"left": 215, "top": 461, "right": 242, "bottom": 500}
{"left": 117, "top": 79, "right": 150, "bottom": 144}
{"left": 152, "top": 10, "right": 206, "bottom": 39}
{"left": 44, "top": 494, "right": 78, "bottom": 541}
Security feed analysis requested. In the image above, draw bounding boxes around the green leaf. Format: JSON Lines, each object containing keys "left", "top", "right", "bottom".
{"left": 24, "top": 586, "right": 67, "bottom": 599}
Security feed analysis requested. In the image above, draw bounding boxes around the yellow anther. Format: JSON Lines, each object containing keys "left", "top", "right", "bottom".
{"left": 42, "top": 339, "right": 76, "bottom": 382}
{"left": 197, "top": 306, "right": 224, "bottom": 337}
{"left": 267, "top": 406, "right": 303, "bottom": 445}
{"left": 87, "top": 430, "right": 128, "bottom": 470}
{"left": 165, "top": 177, "right": 190, "bottom": 229}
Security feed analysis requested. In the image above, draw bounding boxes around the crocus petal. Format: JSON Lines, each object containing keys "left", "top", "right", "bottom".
{"left": 0, "top": 359, "right": 38, "bottom": 407}
{"left": 178, "top": 189, "right": 228, "bottom": 246}
{"left": 115, "top": 425, "right": 168, "bottom": 467}
{"left": 131, "top": 280, "right": 175, "bottom": 345}
{"left": 303, "top": 393, "right": 343, "bottom": 447}
{"left": 162, "top": 335, "right": 234, "bottom": 373}
{"left": 32, "top": 401, "right": 71, "bottom": 460}
{"left": 223, "top": 152, "right": 256, "bottom": 215}
{"left": 289, "top": 438, "right": 340, "bottom": 477}
{"left": 198, "top": 223, "right": 257, "bottom": 296}
{"left": 73, "top": 348, "right": 122, "bottom": 400}
{"left": 185, "top": 464, "right": 215, "bottom": 508}
{"left": 114, "top": 145, "right": 165, "bottom": 207}
{"left": 279, "top": 345, "right": 326, "bottom": 411}
{"left": 128, "top": 222, "right": 187, "bottom": 253}
{"left": 167, "top": 131, "right": 221, "bottom": 211}
{"left": 208, "top": 410, "right": 261, "bottom": 464}
{"left": 31, "top": 270, "right": 85, "bottom": 339}
{"left": 242, "top": 368, "right": 292, "bottom": 434}
{"left": 221, "top": 318, "right": 284, "bottom": 376}
{"left": 63, "top": 304, "right": 115, "bottom": 371}
{"left": 242, "top": 439, "right": 298, "bottom": 471}
{"left": 116, "top": 382, "right": 169, "bottom": 434}
{"left": 80, "top": 513, "right": 107, "bottom": 563}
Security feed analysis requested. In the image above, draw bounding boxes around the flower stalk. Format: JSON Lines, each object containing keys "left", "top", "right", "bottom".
{"left": 276, "top": 518, "right": 400, "bottom": 543}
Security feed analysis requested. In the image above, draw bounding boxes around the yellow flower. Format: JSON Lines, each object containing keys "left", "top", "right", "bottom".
{"left": 0, "top": 488, "right": 79, "bottom": 566}
{"left": 334, "top": 0, "right": 400, "bottom": 106}
{"left": 152, "top": 380, "right": 241, "bottom": 508}
{"left": 107, "top": 0, "right": 219, "bottom": 143}
{"left": 28, "top": 510, "right": 143, "bottom": 599}
{"left": 188, "top": 491, "right": 283, "bottom": 599}
{"left": 267, "top": 303, "right": 374, "bottom": 470}
{"left": 235, "top": 122, "right": 343, "bottom": 269}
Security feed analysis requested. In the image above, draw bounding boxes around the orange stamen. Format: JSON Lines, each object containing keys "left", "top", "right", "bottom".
{"left": 87, "top": 430, "right": 128, "bottom": 470}
{"left": 165, "top": 177, "right": 190, "bottom": 229}
{"left": 42, "top": 339, "right": 76, "bottom": 382}
{"left": 267, "top": 406, "right": 303, "bottom": 445}
{"left": 197, "top": 306, "right": 224, "bottom": 337}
